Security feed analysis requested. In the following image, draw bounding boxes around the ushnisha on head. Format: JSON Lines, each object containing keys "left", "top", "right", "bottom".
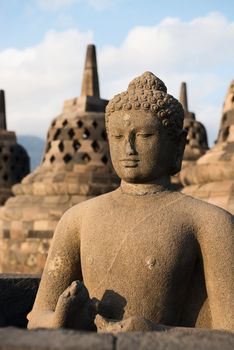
{"left": 106, "top": 71, "right": 184, "bottom": 140}
{"left": 105, "top": 72, "right": 187, "bottom": 184}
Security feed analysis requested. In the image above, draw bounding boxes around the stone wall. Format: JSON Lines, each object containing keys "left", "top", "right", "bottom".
{"left": 0, "top": 327, "right": 233, "bottom": 350}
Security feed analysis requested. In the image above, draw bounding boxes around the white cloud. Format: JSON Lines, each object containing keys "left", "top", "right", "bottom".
{"left": 98, "top": 12, "right": 234, "bottom": 144}
{"left": 0, "top": 12, "right": 233, "bottom": 146}
{"left": 0, "top": 29, "right": 93, "bottom": 137}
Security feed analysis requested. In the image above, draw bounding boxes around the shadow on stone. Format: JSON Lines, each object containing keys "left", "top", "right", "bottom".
{"left": 0, "top": 274, "right": 40, "bottom": 328}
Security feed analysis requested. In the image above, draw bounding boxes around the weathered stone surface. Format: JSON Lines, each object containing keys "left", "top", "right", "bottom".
{"left": 0, "top": 45, "right": 119, "bottom": 274}
{"left": 116, "top": 330, "right": 234, "bottom": 350}
{"left": 180, "top": 82, "right": 209, "bottom": 162}
{"left": 171, "top": 82, "right": 209, "bottom": 189}
{"left": 0, "top": 328, "right": 233, "bottom": 350}
{"left": 182, "top": 80, "right": 234, "bottom": 214}
{"left": 0, "top": 328, "right": 114, "bottom": 350}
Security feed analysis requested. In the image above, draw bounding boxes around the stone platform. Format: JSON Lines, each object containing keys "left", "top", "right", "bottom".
{"left": 0, "top": 328, "right": 233, "bottom": 350}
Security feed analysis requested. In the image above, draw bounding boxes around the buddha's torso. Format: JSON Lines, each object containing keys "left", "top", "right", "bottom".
{"left": 80, "top": 189, "right": 199, "bottom": 326}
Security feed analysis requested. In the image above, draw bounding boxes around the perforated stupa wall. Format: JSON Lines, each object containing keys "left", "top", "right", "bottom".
{"left": 0, "top": 90, "right": 30, "bottom": 205}
{"left": 0, "top": 45, "right": 119, "bottom": 274}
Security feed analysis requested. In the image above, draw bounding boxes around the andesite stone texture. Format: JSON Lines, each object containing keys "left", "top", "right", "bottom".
{"left": 180, "top": 82, "right": 209, "bottom": 163}
{"left": 171, "top": 82, "right": 209, "bottom": 188}
{"left": 0, "top": 275, "right": 233, "bottom": 349}
{"left": 0, "top": 45, "right": 118, "bottom": 274}
{"left": 28, "top": 72, "right": 234, "bottom": 332}
{"left": 0, "top": 328, "right": 234, "bottom": 350}
{"left": 0, "top": 90, "right": 30, "bottom": 205}
{"left": 181, "top": 79, "right": 234, "bottom": 214}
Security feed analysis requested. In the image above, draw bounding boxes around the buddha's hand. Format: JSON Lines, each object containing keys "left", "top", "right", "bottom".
{"left": 95, "top": 314, "right": 167, "bottom": 332}
{"left": 54, "top": 280, "right": 97, "bottom": 330}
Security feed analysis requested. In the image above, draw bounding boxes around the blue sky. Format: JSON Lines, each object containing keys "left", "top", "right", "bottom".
{"left": 1, "top": 0, "right": 234, "bottom": 50}
{"left": 0, "top": 0, "right": 234, "bottom": 145}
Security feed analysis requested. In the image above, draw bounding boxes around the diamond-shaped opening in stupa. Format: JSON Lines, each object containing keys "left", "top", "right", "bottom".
{"left": 53, "top": 128, "right": 62, "bottom": 140}
{"left": 62, "top": 119, "right": 68, "bottom": 127}
{"left": 101, "top": 155, "right": 108, "bottom": 164}
{"left": 63, "top": 153, "right": 72, "bottom": 163}
{"left": 91, "top": 140, "right": 100, "bottom": 152}
{"left": 82, "top": 153, "right": 91, "bottom": 164}
{"left": 50, "top": 155, "right": 56, "bottom": 163}
{"left": 58, "top": 141, "right": 64, "bottom": 152}
{"left": 77, "top": 120, "right": 83, "bottom": 128}
{"left": 72, "top": 140, "right": 81, "bottom": 152}
{"left": 68, "top": 128, "right": 75, "bottom": 139}
{"left": 82, "top": 129, "right": 90, "bottom": 139}
{"left": 92, "top": 121, "right": 98, "bottom": 129}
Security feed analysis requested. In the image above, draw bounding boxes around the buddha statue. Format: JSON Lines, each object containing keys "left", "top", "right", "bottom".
{"left": 28, "top": 72, "right": 234, "bottom": 332}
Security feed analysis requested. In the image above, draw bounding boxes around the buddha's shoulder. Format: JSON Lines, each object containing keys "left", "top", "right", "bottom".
{"left": 178, "top": 192, "right": 233, "bottom": 225}
{"left": 62, "top": 188, "right": 120, "bottom": 218}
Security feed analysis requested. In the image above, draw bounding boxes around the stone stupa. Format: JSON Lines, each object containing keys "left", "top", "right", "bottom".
{"left": 0, "top": 90, "right": 30, "bottom": 205}
{"left": 180, "top": 82, "right": 209, "bottom": 164}
{"left": 181, "top": 79, "right": 234, "bottom": 214}
{"left": 171, "top": 82, "right": 209, "bottom": 188}
{"left": 0, "top": 44, "right": 119, "bottom": 274}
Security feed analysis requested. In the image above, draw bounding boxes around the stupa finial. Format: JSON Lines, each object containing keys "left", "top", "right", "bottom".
{"left": 179, "top": 82, "right": 188, "bottom": 114}
{"left": 81, "top": 44, "right": 100, "bottom": 98}
{"left": 0, "top": 90, "right": 7, "bottom": 130}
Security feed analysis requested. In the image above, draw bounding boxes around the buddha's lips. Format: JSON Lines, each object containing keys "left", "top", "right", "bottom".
{"left": 120, "top": 159, "right": 140, "bottom": 167}
{"left": 120, "top": 159, "right": 140, "bottom": 162}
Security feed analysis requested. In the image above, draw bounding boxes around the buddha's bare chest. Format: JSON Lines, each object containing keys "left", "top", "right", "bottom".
{"left": 80, "top": 208, "right": 197, "bottom": 299}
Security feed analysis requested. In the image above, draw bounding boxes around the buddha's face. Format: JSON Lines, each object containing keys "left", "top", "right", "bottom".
{"left": 108, "top": 110, "right": 179, "bottom": 183}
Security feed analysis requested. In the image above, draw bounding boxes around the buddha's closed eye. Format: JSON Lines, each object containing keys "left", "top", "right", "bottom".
{"left": 136, "top": 133, "right": 154, "bottom": 139}
{"left": 112, "top": 135, "right": 124, "bottom": 139}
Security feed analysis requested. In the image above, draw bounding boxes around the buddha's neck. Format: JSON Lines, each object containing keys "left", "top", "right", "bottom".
{"left": 120, "top": 176, "right": 171, "bottom": 196}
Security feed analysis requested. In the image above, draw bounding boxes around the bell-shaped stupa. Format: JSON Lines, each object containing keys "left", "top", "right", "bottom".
{"left": 171, "top": 83, "right": 209, "bottom": 188}
{"left": 0, "top": 90, "right": 30, "bottom": 204}
{"left": 0, "top": 45, "right": 118, "bottom": 274}
{"left": 180, "top": 82, "right": 209, "bottom": 164}
{"left": 181, "top": 79, "right": 234, "bottom": 214}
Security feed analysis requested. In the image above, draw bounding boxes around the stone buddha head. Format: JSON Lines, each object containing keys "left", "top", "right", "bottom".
{"left": 105, "top": 72, "right": 186, "bottom": 184}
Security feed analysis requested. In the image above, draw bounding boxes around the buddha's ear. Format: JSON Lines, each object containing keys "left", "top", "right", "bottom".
{"left": 170, "top": 129, "right": 187, "bottom": 175}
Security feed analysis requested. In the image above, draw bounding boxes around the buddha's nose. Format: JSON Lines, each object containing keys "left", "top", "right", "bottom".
{"left": 125, "top": 136, "right": 137, "bottom": 155}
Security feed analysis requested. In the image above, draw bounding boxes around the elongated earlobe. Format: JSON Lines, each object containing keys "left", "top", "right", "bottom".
{"left": 170, "top": 129, "right": 187, "bottom": 175}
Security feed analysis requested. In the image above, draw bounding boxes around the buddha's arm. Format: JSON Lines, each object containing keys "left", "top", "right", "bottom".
{"left": 28, "top": 206, "right": 84, "bottom": 329}
{"left": 197, "top": 209, "right": 234, "bottom": 332}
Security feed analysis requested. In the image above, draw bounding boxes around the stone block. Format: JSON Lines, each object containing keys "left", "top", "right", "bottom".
{"left": 116, "top": 330, "right": 234, "bottom": 350}
{"left": 33, "top": 221, "right": 49, "bottom": 231}
{"left": 0, "top": 328, "right": 113, "bottom": 350}
{"left": 0, "top": 328, "right": 233, "bottom": 350}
